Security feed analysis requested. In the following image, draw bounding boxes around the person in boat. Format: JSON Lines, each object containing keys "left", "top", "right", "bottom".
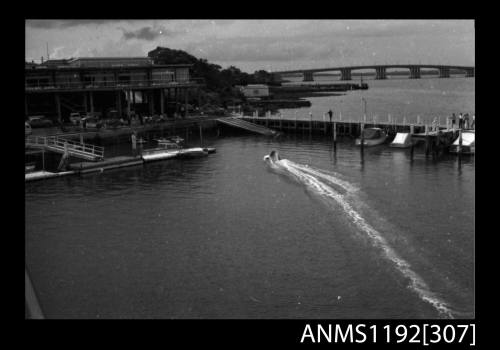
{"left": 263, "top": 150, "right": 281, "bottom": 163}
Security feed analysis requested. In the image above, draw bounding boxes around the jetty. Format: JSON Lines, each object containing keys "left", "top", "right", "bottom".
{"left": 232, "top": 112, "right": 469, "bottom": 156}
{"left": 216, "top": 116, "right": 277, "bottom": 136}
{"left": 25, "top": 135, "right": 104, "bottom": 161}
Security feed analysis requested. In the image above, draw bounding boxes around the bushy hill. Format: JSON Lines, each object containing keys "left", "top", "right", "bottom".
{"left": 148, "top": 46, "right": 274, "bottom": 93}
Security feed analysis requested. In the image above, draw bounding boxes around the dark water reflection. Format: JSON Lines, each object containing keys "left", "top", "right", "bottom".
{"left": 25, "top": 132, "right": 474, "bottom": 319}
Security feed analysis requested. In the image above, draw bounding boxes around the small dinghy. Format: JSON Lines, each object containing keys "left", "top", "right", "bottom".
{"left": 203, "top": 147, "right": 216, "bottom": 154}
{"left": 390, "top": 132, "right": 413, "bottom": 148}
{"left": 177, "top": 147, "right": 208, "bottom": 158}
{"left": 355, "top": 128, "right": 388, "bottom": 146}
{"left": 25, "top": 163, "right": 36, "bottom": 173}
{"left": 449, "top": 130, "right": 475, "bottom": 154}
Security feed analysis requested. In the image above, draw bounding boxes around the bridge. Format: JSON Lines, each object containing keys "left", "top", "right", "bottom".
{"left": 272, "top": 64, "right": 475, "bottom": 81}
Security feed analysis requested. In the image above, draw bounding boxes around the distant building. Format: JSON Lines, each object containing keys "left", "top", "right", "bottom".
{"left": 25, "top": 56, "right": 198, "bottom": 120}
{"left": 65, "top": 57, "right": 153, "bottom": 68}
{"left": 25, "top": 61, "right": 39, "bottom": 69}
{"left": 241, "top": 84, "right": 269, "bottom": 98}
{"left": 41, "top": 59, "right": 71, "bottom": 67}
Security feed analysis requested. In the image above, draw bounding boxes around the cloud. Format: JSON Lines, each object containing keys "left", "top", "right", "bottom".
{"left": 26, "top": 19, "right": 126, "bottom": 29}
{"left": 122, "top": 26, "right": 182, "bottom": 41}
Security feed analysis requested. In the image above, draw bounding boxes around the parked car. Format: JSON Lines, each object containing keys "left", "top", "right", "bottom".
{"left": 69, "top": 112, "right": 83, "bottom": 125}
{"left": 104, "top": 118, "right": 126, "bottom": 128}
{"left": 81, "top": 116, "right": 103, "bottom": 129}
{"left": 28, "top": 116, "right": 53, "bottom": 128}
{"left": 25, "top": 122, "right": 32, "bottom": 136}
{"left": 107, "top": 109, "right": 120, "bottom": 119}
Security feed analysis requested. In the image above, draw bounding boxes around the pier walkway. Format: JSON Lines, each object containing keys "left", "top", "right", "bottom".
{"left": 234, "top": 112, "right": 466, "bottom": 138}
{"left": 25, "top": 135, "right": 104, "bottom": 161}
{"left": 216, "top": 116, "right": 277, "bottom": 136}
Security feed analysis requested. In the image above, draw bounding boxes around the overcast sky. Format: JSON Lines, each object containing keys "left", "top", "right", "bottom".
{"left": 25, "top": 20, "right": 475, "bottom": 73}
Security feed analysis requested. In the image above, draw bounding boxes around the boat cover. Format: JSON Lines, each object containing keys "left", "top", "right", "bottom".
{"left": 362, "top": 128, "right": 382, "bottom": 139}
{"left": 452, "top": 132, "right": 475, "bottom": 146}
{"left": 391, "top": 132, "right": 412, "bottom": 146}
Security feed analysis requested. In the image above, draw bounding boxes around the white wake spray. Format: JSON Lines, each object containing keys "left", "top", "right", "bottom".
{"left": 267, "top": 156, "right": 455, "bottom": 319}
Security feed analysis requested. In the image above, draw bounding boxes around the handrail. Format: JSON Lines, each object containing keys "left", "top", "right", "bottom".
{"left": 26, "top": 136, "right": 104, "bottom": 159}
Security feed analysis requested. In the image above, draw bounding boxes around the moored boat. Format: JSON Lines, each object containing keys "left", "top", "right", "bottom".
{"left": 390, "top": 132, "right": 414, "bottom": 148}
{"left": 25, "top": 163, "right": 36, "bottom": 173}
{"left": 203, "top": 147, "right": 216, "bottom": 154}
{"left": 449, "top": 130, "right": 475, "bottom": 154}
{"left": 177, "top": 147, "right": 208, "bottom": 158}
{"left": 355, "top": 128, "right": 388, "bottom": 146}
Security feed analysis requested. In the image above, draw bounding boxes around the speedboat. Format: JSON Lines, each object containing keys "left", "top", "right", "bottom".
{"left": 449, "top": 130, "right": 475, "bottom": 154}
{"left": 355, "top": 128, "right": 387, "bottom": 146}
{"left": 263, "top": 150, "right": 281, "bottom": 163}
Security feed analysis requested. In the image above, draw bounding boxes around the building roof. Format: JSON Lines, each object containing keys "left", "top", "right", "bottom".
{"left": 27, "top": 56, "right": 193, "bottom": 72}
{"left": 245, "top": 84, "right": 269, "bottom": 88}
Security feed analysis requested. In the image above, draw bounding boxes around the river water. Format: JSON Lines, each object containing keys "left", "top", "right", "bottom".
{"left": 25, "top": 77, "right": 474, "bottom": 319}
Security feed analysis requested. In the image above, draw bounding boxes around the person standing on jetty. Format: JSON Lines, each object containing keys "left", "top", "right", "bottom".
{"left": 451, "top": 113, "right": 456, "bottom": 129}
{"left": 459, "top": 113, "right": 463, "bottom": 129}
{"left": 131, "top": 131, "right": 137, "bottom": 157}
{"left": 471, "top": 115, "right": 475, "bottom": 129}
{"left": 464, "top": 113, "right": 470, "bottom": 129}
{"left": 328, "top": 109, "right": 333, "bottom": 123}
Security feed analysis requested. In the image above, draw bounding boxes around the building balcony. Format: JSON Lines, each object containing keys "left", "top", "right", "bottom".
{"left": 25, "top": 78, "right": 205, "bottom": 93}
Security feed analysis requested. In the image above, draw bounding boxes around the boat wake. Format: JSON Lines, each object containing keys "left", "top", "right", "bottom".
{"left": 264, "top": 151, "right": 456, "bottom": 319}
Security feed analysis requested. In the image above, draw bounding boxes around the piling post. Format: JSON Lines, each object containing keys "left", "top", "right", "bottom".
{"left": 410, "top": 140, "right": 414, "bottom": 162}
{"left": 55, "top": 93, "right": 62, "bottom": 124}
{"left": 360, "top": 123, "right": 365, "bottom": 157}
{"left": 309, "top": 112, "right": 313, "bottom": 134}
{"left": 425, "top": 124, "right": 430, "bottom": 156}
{"left": 333, "top": 121, "right": 337, "bottom": 152}
{"left": 199, "top": 122, "right": 203, "bottom": 147}
{"left": 458, "top": 129, "right": 463, "bottom": 160}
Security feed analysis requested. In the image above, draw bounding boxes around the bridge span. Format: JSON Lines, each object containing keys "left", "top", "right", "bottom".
{"left": 272, "top": 64, "right": 475, "bottom": 81}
